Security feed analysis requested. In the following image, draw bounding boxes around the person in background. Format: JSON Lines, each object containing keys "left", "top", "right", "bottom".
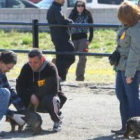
{"left": 111, "top": 1, "right": 140, "bottom": 135}
{"left": 16, "top": 48, "right": 66, "bottom": 132}
{"left": 69, "top": 0, "right": 93, "bottom": 81}
{"left": 138, "top": 0, "right": 140, "bottom": 8}
{"left": 0, "top": 51, "right": 26, "bottom": 136}
{"left": 47, "top": 0, "right": 75, "bottom": 81}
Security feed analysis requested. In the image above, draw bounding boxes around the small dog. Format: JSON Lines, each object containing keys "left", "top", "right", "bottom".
{"left": 6, "top": 110, "right": 42, "bottom": 135}
{"left": 124, "top": 117, "right": 140, "bottom": 139}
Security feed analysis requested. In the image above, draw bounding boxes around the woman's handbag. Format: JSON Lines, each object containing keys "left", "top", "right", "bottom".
{"left": 109, "top": 50, "right": 120, "bottom": 66}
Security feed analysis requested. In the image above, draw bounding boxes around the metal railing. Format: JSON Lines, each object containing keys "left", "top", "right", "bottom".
{"left": 0, "top": 19, "right": 120, "bottom": 56}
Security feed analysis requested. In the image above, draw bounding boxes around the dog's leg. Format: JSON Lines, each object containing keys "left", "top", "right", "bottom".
{"left": 33, "top": 127, "right": 42, "bottom": 135}
{"left": 124, "top": 125, "right": 133, "bottom": 138}
{"left": 34, "top": 106, "right": 37, "bottom": 112}
{"left": 28, "top": 102, "right": 38, "bottom": 112}
{"left": 18, "top": 125, "right": 23, "bottom": 132}
{"left": 132, "top": 131, "right": 139, "bottom": 139}
{"left": 10, "top": 123, "right": 16, "bottom": 132}
{"left": 27, "top": 102, "right": 32, "bottom": 110}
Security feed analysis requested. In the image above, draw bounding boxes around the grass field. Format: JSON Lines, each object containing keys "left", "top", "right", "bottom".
{"left": 0, "top": 29, "right": 117, "bottom": 83}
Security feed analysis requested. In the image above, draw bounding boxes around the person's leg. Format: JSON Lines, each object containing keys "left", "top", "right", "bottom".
{"left": 111, "top": 71, "right": 128, "bottom": 134}
{"left": 72, "top": 40, "right": 79, "bottom": 52}
{"left": 52, "top": 39, "right": 67, "bottom": 81}
{"left": 76, "top": 55, "right": 87, "bottom": 81}
{"left": 52, "top": 39, "right": 75, "bottom": 81}
{"left": 0, "top": 88, "right": 10, "bottom": 138}
{"left": 123, "top": 71, "right": 140, "bottom": 118}
{"left": 0, "top": 88, "right": 10, "bottom": 120}
{"left": 58, "top": 91, "right": 67, "bottom": 109}
{"left": 75, "top": 39, "right": 87, "bottom": 81}
{"left": 41, "top": 95, "right": 61, "bottom": 121}
{"left": 41, "top": 94, "right": 62, "bottom": 131}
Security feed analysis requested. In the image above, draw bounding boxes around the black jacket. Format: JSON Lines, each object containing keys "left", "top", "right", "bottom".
{"left": 47, "top": 2, "right": 72, "bottom": 40}
{"left": 69, "top": 9, "right": 94, "bottom": 42}
{"left": 16, "top": 61, "right": 59, "bottom": 99}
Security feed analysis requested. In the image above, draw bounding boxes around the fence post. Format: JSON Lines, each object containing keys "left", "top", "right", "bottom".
{"left": 32, "top": 19, "right": 39, "bottom": 48}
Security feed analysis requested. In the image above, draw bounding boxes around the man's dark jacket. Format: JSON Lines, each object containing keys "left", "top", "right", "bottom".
{"left": 47, "top": 1, "right": 72, "bottom": 40}
{"left": 16, "top": 61, "right": 66, "bottom": 110}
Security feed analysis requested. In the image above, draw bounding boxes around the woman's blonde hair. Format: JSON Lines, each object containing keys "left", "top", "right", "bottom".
{"left": 118, "top": 1, "right": 140, "bottom": 26}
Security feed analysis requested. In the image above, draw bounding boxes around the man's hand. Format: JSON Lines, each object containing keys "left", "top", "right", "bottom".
{"left": 86, "top": 41, "right": 90, "bottom": 46}
{"left": 12, "top": 114, "right": 25, "bottom": 126}
{"left": 30, "top": 94, "right": 39, "bottom": 107}
{"left": 126, "top": 77, "right": 132, "bottom": 84}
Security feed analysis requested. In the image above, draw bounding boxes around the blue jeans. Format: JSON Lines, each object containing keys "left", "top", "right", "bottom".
{"left": 0, "top": 88, "right": 10, "bottom": 120}
{"left": 116, "top": 71, "right": 140, "bottom": 129}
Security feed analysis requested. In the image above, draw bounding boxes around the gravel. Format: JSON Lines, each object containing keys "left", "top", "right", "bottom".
{"left": 0, "top": 81, "right": 129, "bottom": 140}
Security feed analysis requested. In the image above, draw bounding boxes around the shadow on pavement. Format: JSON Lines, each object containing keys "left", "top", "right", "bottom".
{"left": 0, "top": 129, "right": 56, "bottom": 139}
{"left": 87, "top": 134, "right": 125, "bottom": 140}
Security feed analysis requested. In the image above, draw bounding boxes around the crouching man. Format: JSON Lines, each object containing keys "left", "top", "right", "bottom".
{"left": 0, "top": 51, "right": 26, "bottom": 136}
{"left": 16, "top": 48, "right": 66, "bottom": 132}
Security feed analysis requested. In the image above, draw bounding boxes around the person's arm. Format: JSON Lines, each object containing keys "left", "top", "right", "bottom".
{"left": 2, "top": 75, "right": 25, "bottom": 110}
{"left": 45, "top": 62, "right": 59, "bottom": 94}
{"left": 88, "top": 11, "right": 94, "bottom": 43}
{"left": 16, "top": 64, "right": 33, "bottom": 97}
{"left": 54, "top": 7, "right": 73, "bottom": 25}
{"left": 125, "top": 25, "right": 140, "bottom": 79}
{"left": 10, "top": 90, "right": 25, "bottom": 111}
{"left": 6, "top": 110, "right": 25, "bottom": 126}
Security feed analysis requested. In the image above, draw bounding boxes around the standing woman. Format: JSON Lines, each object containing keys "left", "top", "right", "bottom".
{"left": 69, "top": 0, "right": 93, "bottom": 81}
{"left": 111, "top": 1, "right": 140, "bottom": 135}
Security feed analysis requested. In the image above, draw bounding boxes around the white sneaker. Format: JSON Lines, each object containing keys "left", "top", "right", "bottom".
{"left": 53, "top": 121, "right": 62, "bottom": 132}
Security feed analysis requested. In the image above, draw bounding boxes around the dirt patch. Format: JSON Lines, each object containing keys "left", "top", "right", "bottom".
{"left": 1, "top": 81, "right": 127, "bottom": 140}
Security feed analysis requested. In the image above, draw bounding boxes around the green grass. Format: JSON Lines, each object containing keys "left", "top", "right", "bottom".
{"left": 1, "top": 29, "right": 117, "bottom": 83}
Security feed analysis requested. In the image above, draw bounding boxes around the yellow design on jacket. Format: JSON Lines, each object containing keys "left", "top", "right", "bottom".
{"left": 38, "top": 79, "right": 46, "bottom": 87}
{"left": 120, "top": 32, "right": 126, "bottom": 40}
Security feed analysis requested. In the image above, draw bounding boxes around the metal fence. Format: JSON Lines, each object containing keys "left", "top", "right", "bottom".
{"left": 0, "top": 19, "right": 120, "bottom": 57}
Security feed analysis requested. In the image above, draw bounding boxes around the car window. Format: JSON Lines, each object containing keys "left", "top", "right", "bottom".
{"left": 66, "top": 0, "right": 139, "bottom": 7}
{"left": 0, "top": 0, "right": 5, "bottom": 7}
{"left": 98, "top": 0, "right": 123, "bottom": 4}
{"left": 67, "top": 0, "right": 76, "bottom": 7}
{"left": 36, "top": 0, "right": 53, "bottom": 8}
{"left": 87, "top": 0, "right": 92, "bottom": 2}
{"left": 7, "top": 0, "right": 25, "bottom": 8}
{"left": 67, "top": 0, "right": 124, "bottom": 7}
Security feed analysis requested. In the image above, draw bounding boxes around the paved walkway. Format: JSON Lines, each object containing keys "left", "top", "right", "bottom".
{"left": 0, "top": 81, "right": 130, "bottom": 140}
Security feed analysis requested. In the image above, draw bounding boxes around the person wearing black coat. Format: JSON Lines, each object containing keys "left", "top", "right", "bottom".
{"left": 16, "top": 49, "right": 67, "bottom": 131}
{"left": 47, "top": 0, "right": 75, "bottom": 81}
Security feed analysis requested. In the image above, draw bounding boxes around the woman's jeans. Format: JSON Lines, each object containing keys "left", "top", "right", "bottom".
{"left": 0, "top": 88, "right": 10, "bottom": 120}
{"left": 116, "top": 71, "right": 140, "bottom": 129}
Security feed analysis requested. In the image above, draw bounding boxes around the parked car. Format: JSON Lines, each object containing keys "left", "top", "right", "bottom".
{"left": 29, "top": 0, "right": 42, "bottom": 4}
{"left": 35, "top": 0, "right": 52, "bottom": 8}
{"left": 35, "top": 0, "right": 139, "bottom": 9}
{"left": 68, "top": 0, "right": 139, "bottom": 8}
{"left": 0, "top": 0, "right": 38, "bottom": 8}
